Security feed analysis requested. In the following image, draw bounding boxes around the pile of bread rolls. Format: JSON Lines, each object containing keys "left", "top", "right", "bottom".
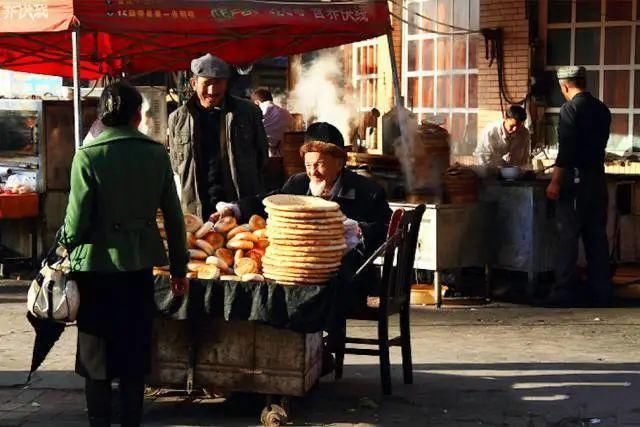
{"left": 154, "top": 212, "right": 268, "bottom": 282}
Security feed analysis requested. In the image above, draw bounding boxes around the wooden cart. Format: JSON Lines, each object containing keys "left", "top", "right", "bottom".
{"left": 147, "top": 317, "right": 323, "bottom": 426}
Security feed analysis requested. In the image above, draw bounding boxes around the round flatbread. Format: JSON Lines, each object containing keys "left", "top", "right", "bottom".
{"left": 266, "top": 216, "right": 347, "bottom": 225}
{"left": 266, "top": 220, "right": 345, "bottom": 231}
{"left": 264, "top": 275, "right": 332, "bottom": 285}
{"left": 266, "top": 243, "right": 347, "bottom": 253}
{"left": 263, "top": 268, "right": 340, "bottom": 278}
{"left": 262, "top": 256, "right": 341, "bottom": 269}
{"left": 262, "top": 267, "right": 338, "bottom": 278}
{"left": 266, "top": 227, "right": 345, "bottom": 237}
{"left": 269, "top": 231, "right": 344, "bottom": 239}
{"left": 265, "top": 247, "right": 344, "bottom": 259}
{"left": 263, "top": 259, "right": 342, "bottom": 269}
{"left": 267, "top": 238, "right": 345, "bottom": 247}
{"left": 263, "top": 194, "right": 340, "bottom": 212}
{"left": 262, "top": 252, "right": 342, "bottom": 264}
{"left": 266, "top": 207, "right": 344, "bottom": 220}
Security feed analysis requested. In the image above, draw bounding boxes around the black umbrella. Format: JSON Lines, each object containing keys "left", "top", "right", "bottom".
{"left": 26, "top": 312, "right": 66, "bottom": 382}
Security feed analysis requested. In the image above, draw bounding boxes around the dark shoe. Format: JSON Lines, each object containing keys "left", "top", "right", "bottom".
{"left": 324, "top": 331, "right": 345, "bottom": 353}
{"left": 537, "top": 292, "right": 577, "bottom": 308}
{"left": 88, "top": 417, "right": 110, "bottom": 427}
{"left": 321, "top": 346, "right": 335, "bottom": 377}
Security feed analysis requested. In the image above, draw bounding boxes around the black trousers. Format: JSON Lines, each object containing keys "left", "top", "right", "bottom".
{"left": 74, "top": 270, "right": 155, "bottom": 426}
{"left": 86, "top": 376, "right": 145, "bottom": 427}
{"left": 553, "top": 172, "right": 612, "bottom": 305}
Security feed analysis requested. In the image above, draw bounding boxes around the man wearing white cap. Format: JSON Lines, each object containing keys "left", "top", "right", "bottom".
{"left": 167, "top": 53, "right": 268, "bottom": 220}
{"left": 545, "top": 66, "right": 612, "bottom": 307}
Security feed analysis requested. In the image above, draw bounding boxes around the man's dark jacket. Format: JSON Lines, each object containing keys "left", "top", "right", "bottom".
{"left": 167, "top": 94, "right": 268, "bottom": 218}
{"left": 237, "top": 168, "right": 392, "bottom": 255}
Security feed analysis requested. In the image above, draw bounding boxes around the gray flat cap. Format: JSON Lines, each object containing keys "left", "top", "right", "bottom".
{"left": 191, "top": 53, "right": 230, "bottom": 79}
{"left": 557, "top": 66, "right": 586, "bottom": 80}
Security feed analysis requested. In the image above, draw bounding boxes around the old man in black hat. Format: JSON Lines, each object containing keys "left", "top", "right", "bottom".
{"left": 216, "top": 122, "right": 392, "bottom": 375}
{"left": 545, "top": 66, "right": 613, "bottom": 307}
{"left": 218, "top": 122, "right": 392, "bottom": 257}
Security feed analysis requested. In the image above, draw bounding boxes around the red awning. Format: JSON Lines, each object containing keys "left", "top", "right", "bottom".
{"left": 0, "top": 0, "right": 389, "bottom": 79}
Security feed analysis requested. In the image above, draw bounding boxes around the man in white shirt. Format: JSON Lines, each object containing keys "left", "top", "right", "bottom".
{"left": 251, "top": 88, "right": 293, "bottom": 157}
{"left": 474, "top": 105, "right": 531, "bottom": 168}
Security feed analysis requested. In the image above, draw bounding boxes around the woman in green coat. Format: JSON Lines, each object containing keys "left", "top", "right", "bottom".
{"left": 60, "top": 82, "right": 189, "bottom": 427}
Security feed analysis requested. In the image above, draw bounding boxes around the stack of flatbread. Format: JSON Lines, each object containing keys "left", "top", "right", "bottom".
{"left": 262, "top": 194, "right": 346, "bottom": 285}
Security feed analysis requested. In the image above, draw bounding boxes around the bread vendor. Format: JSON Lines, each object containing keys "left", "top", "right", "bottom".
{"left": 214, "top": 122, "right": 392, "bottom": 257}
{"left": 474, "top": 105, "right": 531, "bottom": 168}
{"left": 214, "top": 122, "right": 392, "bottom": 375}
{"left": 167, "top": 53, "right": 268, "bottom": 220}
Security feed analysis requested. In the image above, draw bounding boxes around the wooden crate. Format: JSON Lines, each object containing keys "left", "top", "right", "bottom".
{"left": 148, "top": 318, "right": 322, "bottom": 397}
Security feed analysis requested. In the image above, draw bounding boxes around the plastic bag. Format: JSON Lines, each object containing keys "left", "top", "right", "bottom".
{"left": 344, "top": 218, "right": 362, "bottom": 251}
{"left": 5, "top": 174, "right": 36, "bottom": 193}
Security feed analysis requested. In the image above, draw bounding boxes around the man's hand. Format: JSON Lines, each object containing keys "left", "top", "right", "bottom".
{"left": 546, "top": 166, "right": 564, "bottom": 201}
{"left": 344, "top": 218, "right": 363, "bottom": 252}
{"left": 546, "top": 181, "right": 560, "bottom": 200}
{"left": 209, "top": 207, "right": 232, "bottom": 223}
{"left": 209, "top": 202, "right": 239, "bottom": 223}
{"left": 170, "top": 276, "right": 189, "bottom": 296}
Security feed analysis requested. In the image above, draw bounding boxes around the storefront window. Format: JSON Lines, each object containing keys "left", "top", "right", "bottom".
{"left": 606, "top": 0, "right": 632, "bottom": 21}
{"left": 576, "top": 0, "right": 601, "bottom": 22}
{"left": 352, "top": 39, "right": 380, "bottom": 149}
{"left": 544, "top": 0, "right": 638, "bottom": 153}
{"left": 574, "top": 28, "right": 600, "bottom": 65}
{"left": 402, "top": 0, "right": 480, "bottom": 159}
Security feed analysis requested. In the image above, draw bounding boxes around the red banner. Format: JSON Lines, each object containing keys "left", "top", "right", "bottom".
{"left": 0, "top": 0, "right": 74, "bottom": 32}
{"left": 0, "top": 0, "right": 390, "bottom": 78}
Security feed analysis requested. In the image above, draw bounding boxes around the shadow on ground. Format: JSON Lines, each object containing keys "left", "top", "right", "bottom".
{"left": 2, "top": 362, "right": 640, "bottom": 426}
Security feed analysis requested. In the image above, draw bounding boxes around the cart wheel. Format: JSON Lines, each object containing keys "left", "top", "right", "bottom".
{"left": 260, "top": 403, "right": 288, "bottom": 427}
{"left": 279, "top": 396, "right": 290, "bottom": 416}
{"left": 144, "top": 386, "right": 163, "bottom": 397}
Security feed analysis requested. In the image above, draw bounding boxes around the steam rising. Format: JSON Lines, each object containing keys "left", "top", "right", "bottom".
{"left": 287, "top": 50, "right": 358, "bottom": 143}
{"left": 393, "top": 107, "right": 419, "bottom": 191}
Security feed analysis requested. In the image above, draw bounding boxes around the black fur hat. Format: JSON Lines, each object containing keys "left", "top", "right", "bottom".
{"left": 304, "top": 122, "right": 344, "bottom": 148}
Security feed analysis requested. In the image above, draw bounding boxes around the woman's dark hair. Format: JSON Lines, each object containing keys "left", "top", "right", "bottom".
{"left": 505, "top": 105, "right": 527, "bottom": 123}
{"left": 98, "top": 81, "right": 143, "bottom": 127}
{"left": 252, "top": 88, "right": 273, "bottom": 102}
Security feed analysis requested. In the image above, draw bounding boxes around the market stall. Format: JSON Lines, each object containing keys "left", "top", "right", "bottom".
{"left": 0, "top": 0, "right": 394, "bottom": 149}
{"left": 0, "top": 0, "right": 396, "bottom": 273}
{"left": 8, "top": 1, "right": 398, "bottom": 424}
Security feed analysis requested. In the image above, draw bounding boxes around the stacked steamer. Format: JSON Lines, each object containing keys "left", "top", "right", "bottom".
{"left": 262, "top": 195, "right": 346, "bottom": 285}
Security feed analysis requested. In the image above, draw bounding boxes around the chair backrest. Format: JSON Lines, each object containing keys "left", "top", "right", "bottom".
{"left": 394, "top": 204, "right": 426, "bottom": 299}
{"left": 387, "top": 208, "right": 405, "bottom": 239}
{"left": 379, "top": 204, "right": 426, "bottom": 311}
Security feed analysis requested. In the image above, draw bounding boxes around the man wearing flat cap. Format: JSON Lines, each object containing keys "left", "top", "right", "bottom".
{"left": 167, "top": 53, "right": 268, "bottom": 220}
{"left": 545, "top": 66, "right": 613, "bottom": 307}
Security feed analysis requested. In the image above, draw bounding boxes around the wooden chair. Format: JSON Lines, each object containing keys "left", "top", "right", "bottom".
{"left": 334, "top": 204, "right": 426, "bottom": 395}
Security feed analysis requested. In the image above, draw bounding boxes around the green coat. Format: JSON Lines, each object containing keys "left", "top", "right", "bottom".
{"left": 61, "top": 126, "right": 188, "bottom": 277}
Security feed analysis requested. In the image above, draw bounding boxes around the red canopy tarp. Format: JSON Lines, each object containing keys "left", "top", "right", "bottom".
{"left": 0, "top": 0, "right": 390, "bottom": 79}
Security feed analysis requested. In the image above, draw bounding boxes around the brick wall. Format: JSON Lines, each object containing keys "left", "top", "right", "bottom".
{"left": 477, "top": 0, "right": 531, "bottom": 139}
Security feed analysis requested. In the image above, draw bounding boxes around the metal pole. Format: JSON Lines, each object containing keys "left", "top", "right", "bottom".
{"left": 386, "top": 29, "right": 410, "bottom": 152}
{"left": 72, "top": 27, "right": 82, "bottom": 149}
{"left": 386, "top": 31, "right": 402, "bottom": 108}
{"left": 434, "top": 271, "right": 442, "bottom": 309}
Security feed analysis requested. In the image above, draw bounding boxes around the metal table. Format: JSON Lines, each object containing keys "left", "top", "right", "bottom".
{"left": 389, "top": 201, "right": 491, "bottom": 307}
{"left": 480, "top": 180, "right": 557, "bottom": 296}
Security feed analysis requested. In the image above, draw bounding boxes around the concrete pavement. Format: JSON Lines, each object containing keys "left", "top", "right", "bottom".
{"left": 1, "top": 280, "right": 640, "bottom": 426}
